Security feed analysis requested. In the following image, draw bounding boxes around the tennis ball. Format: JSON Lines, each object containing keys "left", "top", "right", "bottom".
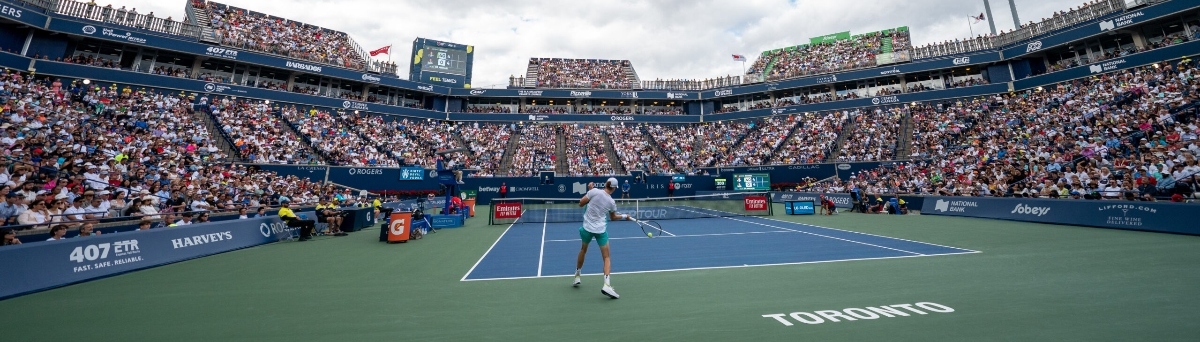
{"left": 646, "top": 232, "right": 653, "bottom": 237}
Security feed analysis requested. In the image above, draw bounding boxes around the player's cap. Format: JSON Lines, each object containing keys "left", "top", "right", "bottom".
{"left": 605, "top": 178, "right": 619, "bottom": 189}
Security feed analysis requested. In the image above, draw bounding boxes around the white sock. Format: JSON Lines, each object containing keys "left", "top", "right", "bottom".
{"left": 604, "top": 274, "right": 610, "bottom": 286}
{"left": 575, "top": 269, "right": 581, "bottom": 276}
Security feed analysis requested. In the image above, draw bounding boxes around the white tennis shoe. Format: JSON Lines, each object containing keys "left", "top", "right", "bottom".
{"left": 601, "top": 284, "right": 619, "bottom": 299}
{"left": 572, "top": 276, "right": 581, "bottom": 287}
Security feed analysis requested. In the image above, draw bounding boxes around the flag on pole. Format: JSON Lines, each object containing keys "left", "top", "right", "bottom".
{"left": 369, "top": 45, "right": 391, "bottom": 57}
{"left": 972, "top": 13, "right": 986, "bottom": 23}
{"left": 732, "top": 54, "right": 747, "bottom": 62}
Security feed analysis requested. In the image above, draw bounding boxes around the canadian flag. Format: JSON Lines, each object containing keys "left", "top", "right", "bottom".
{"left": 732, "top": 54, "right": 747, "bottom": 62}
{"left": 369, "top": 45, "right": 391, "bottom": 57}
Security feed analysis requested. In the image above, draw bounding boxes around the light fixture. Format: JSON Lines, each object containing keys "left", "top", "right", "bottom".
{"left": 82, "top": 79, "right": 91, "bottom": 85}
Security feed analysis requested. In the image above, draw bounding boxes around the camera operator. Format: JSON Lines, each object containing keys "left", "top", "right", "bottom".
{"left": 316, "top": 197, "right": 348, "bottom": 237}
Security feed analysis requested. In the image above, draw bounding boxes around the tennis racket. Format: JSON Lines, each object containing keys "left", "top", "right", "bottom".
{"left": 630, "top": 218, "right": 663, "bottom": 238}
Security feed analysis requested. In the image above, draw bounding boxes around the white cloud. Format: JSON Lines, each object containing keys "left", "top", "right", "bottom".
{"left": 116, "top": 0, "right": 1085, "bottom": 87}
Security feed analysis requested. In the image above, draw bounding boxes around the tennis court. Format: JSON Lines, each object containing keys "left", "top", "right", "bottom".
{"left": 5, "top": 202, "right": 1200, "bottom": 341}
{"left": 464, "top": 205, "right": 977, "bottom": 281}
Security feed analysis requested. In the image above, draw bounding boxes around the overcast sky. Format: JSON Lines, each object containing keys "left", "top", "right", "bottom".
{"left": 116, "top": 0, "right": 1086, "bottom": 87}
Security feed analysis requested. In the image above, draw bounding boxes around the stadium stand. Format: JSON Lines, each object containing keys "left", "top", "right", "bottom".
{"left": 772, "top": 111, "right": 847, "bottom": 165}
{"left": 561, "top": 124, "right": 617, "bottom": 176}
{"left": 458, "top": 123, "right": 513, "bottom": 177}
{"left": 0, "top": 68, "right": 366, "bottom": 234}
{"left": 204, "top": 1, "right": 368, "bottom": 71}
{"left": 279, "top": 106, "right": 397, "bottom": 167}
{"left": 747, "top": 29, "right": 912, "bottom": 82}
{"left": 205, "top": 97, "right": 324, "bottom": 165}
{"left": 527, "top": 58, "right": 635, "bottom": 89}
{"left": 507, "top": 125, "right": 557, "bottom": 176}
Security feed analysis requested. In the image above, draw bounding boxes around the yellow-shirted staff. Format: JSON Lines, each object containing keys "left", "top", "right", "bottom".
{"left": 316, "top": 198, "right": 348, "bottom": 237}
{"left": 278, "top": 200, "right": 316, "bottom": 241}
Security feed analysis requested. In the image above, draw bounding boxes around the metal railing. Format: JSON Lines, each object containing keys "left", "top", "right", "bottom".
{"left": 641, "top": 76, "right": 742, "bottom": 91}
{"left": 54, "top": 0, "right": 203, "bottom": 39}
{"left": 913, "top": 0, "right": 1128, "bottom": 59}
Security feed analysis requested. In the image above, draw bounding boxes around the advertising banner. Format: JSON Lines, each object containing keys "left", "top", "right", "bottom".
{"left": 920, "top": 196, "right": 1200, "bottom": 235}
{"left": 0, "top": 214, "right": 311, "bottom": 299}
{"left": 1000, "top": 1, "right": 1199, "bottom": 59}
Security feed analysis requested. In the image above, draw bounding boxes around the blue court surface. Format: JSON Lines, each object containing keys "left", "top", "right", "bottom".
{"left": 462, "top": 207, "right": 979, "bottom": 281}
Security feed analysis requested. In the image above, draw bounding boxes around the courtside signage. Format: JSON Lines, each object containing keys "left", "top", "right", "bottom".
{"left": 744, "top": 196, "right": 768, "bottom": 211}
{"left": 0, "top": 214, "right": 309, "bottom": 299}
{"left": 494, "top": 202, "right": 522, "bottom": 219}
{"left": 762, "top": 302, "right": 955, "bottom": 326}
{"left": 921, "top": 196, "right": 1199, "bottom": 235}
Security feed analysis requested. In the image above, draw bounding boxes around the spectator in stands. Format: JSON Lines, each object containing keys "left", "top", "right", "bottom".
{"left": 46, "top": 225, "right": 68, "bottom": 241}
{"left": 16, "top": 200, "right": 49, "bottom": 226}
{"left": 1, "top": 228, "right": 19, "bottom": 245}
{"left": 0, "top": 193, "right": 21, "bottom": 226}
{"left": 77, "top": 222, "right": 101, "bottom": 237}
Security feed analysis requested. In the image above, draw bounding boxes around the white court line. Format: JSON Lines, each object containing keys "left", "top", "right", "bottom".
{"left": 681, "top": 204, "right": 980, "bottom": 254}
{"left": 674, "top": 207, "right": 925, "bottom": 255}
{"left": 461, "top": 210, "right": 525, "bottom": 282}
{"left": 537, "top": 210, "right": 547, "bottom": 277}
{"left": 461, "top": 251, "right": 980, "bottom": 282}
{"left": 544, "top": 230, "right": 791, "bottom": 242}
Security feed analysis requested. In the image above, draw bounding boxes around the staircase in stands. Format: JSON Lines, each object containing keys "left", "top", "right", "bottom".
{"left": 600, "top": 131, "right": 625, "bottom": 174}
{"left": 825, "top": 113, "right": 857, "bottom": 162}
{"left": 523, "top": 61, "right": 539, "bottom": 88}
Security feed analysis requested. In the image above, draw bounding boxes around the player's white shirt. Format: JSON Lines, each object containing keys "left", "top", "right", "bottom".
{"left": 582, "top": 188, "right": 617, "bottom": 234}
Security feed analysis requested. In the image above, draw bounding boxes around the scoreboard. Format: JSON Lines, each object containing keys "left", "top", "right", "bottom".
{"left": 733, "top": 173, "right": 770, "bottom": 191}
{"left": 410, "top": 38, "right": 474, "bottom": 88}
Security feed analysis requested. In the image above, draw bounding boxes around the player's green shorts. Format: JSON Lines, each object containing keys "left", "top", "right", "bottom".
{"left": 579, "top": 227, "right": 609, "bottom": 246}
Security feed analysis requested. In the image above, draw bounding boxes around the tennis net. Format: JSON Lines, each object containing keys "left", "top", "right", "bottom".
{"left": 489, "top": 192, "right": 772, "bottom": 225}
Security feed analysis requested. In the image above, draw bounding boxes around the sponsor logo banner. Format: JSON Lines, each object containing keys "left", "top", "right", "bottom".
{"left": 921, "top": 196, "right": 1198, "bottom": 235}
{"left": 0, "top": 215, "right": 307, "bottom": 299}
{"left": 744, "top": 196, "right": 768, "bottom": 211}
{"left": 493, "top": 202, "right": 522, "bottom": 219}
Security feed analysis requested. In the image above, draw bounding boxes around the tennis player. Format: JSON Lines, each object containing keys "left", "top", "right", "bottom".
{"left": 574, "top": 178, "right": 631, "bottom": 299}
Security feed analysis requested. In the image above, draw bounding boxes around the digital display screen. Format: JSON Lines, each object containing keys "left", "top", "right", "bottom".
{"left": 421, "top": 47, "right": 468, "bottom": 76}
{"left": 672, "top": 174, "right": 686, "bottom": 182}
{"left": 714, "top": 178, "right": 727, "bottom": 188}
{"left": 733, "top": 173, "right": 770, "bottom": 191}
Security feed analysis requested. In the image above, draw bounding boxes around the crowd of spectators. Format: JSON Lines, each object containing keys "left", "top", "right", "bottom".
{"left": 562, "top": 125, "right": 616, "bottom": 176}
{"left": 206, "top": 1, "right": 366, "bottom": 70}
{"left": 206, "top": 97, "right": 322, "bottom": 165}
{"left": 692, "top": 121, "right": 755, "bottom": 168}
{"left": 458, "top": 123, "right": 512, "bottom": 177}
{"left": 837, "top": 108, "right": 903, "bottom": 162}
{"left": 279, "top": 107, "right": 394, "bottom": 166}
{"left": 845, "top": 58, "right": 1200, "bottom": 201}
{"left": 646, "top": 124, "right": 705, "bottom": 174}
{"left": 508, "top": 125, "right": 556, "bottom": 176}
{"left": 713, "top": 116, "right": 798, "bottom": 166}
{"left": 533, "top": 58, "right": 632, "bottom": 89}
{"left": 772, "top": 112, "right": 847, "bottom": 165}
{"left": 607, "top": 124, "right": 658, "bottom": 174}
{"left": 747, "top": 30, "right": 911, "bottom": 82}
{"left": 0, "top": 69, "right": 346, "bottom": 240}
